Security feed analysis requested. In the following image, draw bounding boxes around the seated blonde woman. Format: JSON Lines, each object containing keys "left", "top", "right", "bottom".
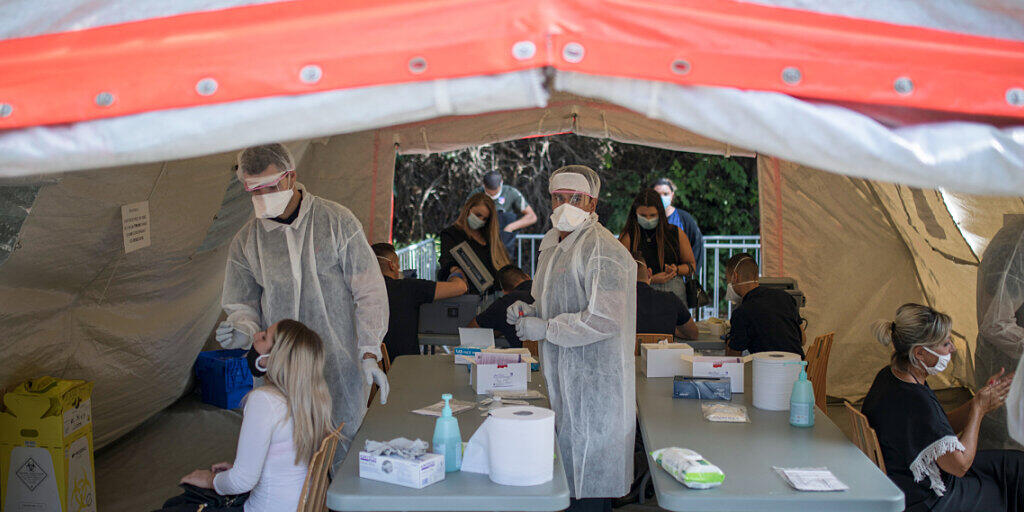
{"left": 156, "top": 319, "right": 333, "bottom": 512}
{"left": 862, "top": 303, "right": 1023, "bottom": 512}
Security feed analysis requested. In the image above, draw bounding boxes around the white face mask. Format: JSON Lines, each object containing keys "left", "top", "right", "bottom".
{"left": 252, "top": 189, "right": 294, "bottom": 219}
{"left": 726, "top": 280, "right": 757, "bottom": 304}
{"left": 467, "top": 213, "right": 486, "bottom": 230}
{"left": 637, "top": 214, "right": 658, "bottom": 230}
{"left": 919, "top": 346, "right": 951, "bottom": 375}
{"left": 487, "top": 191, "right": 501, "bottom": 200}
{"left": 551, "top": 204, "right": 590, "bottom": 232}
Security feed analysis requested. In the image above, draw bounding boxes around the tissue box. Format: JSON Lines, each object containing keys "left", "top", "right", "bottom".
{"left": 453, "top": 346, "right": 485, "bottom": 365}
{"left": 483, "top": 348, "right": 540, "bottom": 371}
{"left": 470, "top": 362, "right": 529, "bottom": 394}
{"left": 641, "top": 343, "right": 694, "bottom": 377}
{"left": 673, "top": 376, "right": 732, "bottom": 400}
{"left": 358, "top": 451, "right": 445, "bottom": 489}
{"left": 680, "top": 355, "right": 747, "bottom": 393}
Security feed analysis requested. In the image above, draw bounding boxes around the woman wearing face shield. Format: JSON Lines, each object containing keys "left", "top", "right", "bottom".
{"left": 437, "top": 193, "right": 511, "bottom": 294}
{"left": 618, "top": 189, "right": 696, "bottom": 304}
{"left": 862, "top": 303, "right": 1024, "bottom": 512}
{"left": 506, "top": 165, "right": 636, "bottom": 512}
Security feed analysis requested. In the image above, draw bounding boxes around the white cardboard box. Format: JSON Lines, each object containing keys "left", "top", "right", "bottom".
{"left": 358, "top": 451, "right": 445, "bottom": 489}
{"left": 469, "top": 362, "right": 529, "bottom": 394}
{"left": 680, "top": 355, "right": 749, "bottom": 392}
{"left": 640, "top": 343, "right": 694, "bottom": 377}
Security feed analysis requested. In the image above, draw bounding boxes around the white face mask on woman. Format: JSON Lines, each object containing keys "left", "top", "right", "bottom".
{"left": 467, "top": 213, "right": 486, "bottom": 230}
{"left": 637, "top": 214, "right": 659, "bottom": 230}
{"left": 551, "top": 204, "right": 590, "bottom": 232}
{"left": 919, "top": 346, "right": 951, "bottom": 375}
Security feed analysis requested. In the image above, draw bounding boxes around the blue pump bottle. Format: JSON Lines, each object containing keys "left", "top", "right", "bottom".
{"left": 789, "top": 362, "right": 815, "bottom": 427}
{"left": 432, "top": 393, "right": 462, "bottom": 471}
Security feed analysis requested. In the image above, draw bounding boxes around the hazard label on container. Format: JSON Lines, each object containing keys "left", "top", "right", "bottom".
{"left": 15, "top": 457, "right": 47, "bottom": 491}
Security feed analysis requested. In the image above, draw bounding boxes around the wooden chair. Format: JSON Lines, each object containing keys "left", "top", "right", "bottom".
{"left": 521, "top": 339, "right": 540, "bottom": 358}
{"left": 635, "top": 333, "right": 673, "bottom": 356}
{"left": 844, "top": 401, "right": 886, "bottom": 473}
{"left": 297, "top": 423, "right": 345, "bottom": 512}
{"left": 367, "top": 343, "right": 391, "bottom": 407}
{"left": 805, "top": 332, "right": 834, "bottom": 410}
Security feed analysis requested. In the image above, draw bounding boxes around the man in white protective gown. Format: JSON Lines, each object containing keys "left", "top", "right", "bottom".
{"left": 507, "top": 165, "right": 637, "bottom": 512}
{"left": 216, "top": 143, "right": 390, "bottom": 461}
{"left": 978, "top": 215, "right": 1024, "bottom": 449}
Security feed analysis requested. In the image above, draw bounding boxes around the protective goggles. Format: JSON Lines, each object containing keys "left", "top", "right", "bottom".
{"left": 236, "top": 168, "right": 295, "bottom": 192}
{"left": 551, "top": 189, "right": 594, "bottom": 207}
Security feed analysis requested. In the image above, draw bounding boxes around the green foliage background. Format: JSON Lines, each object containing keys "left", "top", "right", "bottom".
{"left": 392, "top": 134, "right": 758, "bottom": 245}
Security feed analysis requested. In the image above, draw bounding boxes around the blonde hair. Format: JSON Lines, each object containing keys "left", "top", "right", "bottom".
{"left": 454, "top": 193, "right": 511, "bottom": 271}
{"left": 873, "top": 303, "right": 952, "bottom": 371}
{"left": 261, "top": 319, "right": 333, "bottom": 465}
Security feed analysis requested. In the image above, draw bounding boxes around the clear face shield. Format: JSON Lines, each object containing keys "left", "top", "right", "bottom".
{"left": 550, "top": 190, "right": 594, "bottom": 211}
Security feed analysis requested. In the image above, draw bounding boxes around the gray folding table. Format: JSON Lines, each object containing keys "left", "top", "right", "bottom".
{"left": 326, "top": 355, "right": 570, "bottom": 511}
{"left": 636, "top": 369, "right": 904, "bottom": 511}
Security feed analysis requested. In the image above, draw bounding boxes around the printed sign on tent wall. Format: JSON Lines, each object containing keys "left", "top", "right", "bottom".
{"left": 121, "top": 201, "right": 151, "bottom": 253}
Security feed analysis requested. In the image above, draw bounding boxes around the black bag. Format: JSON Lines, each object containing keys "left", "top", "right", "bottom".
{"left": 153, "top": 484, "right": 248, "bottom": 512}
{"left": 685, "top": 278, "right": 711, "bottom": 309}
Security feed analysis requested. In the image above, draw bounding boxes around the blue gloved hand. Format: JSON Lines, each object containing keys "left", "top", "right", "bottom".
{"left": 215, "top": 321, "right": 253, "bottom": 350}
{"left": 515, "top": 316, "right": 548, "bottom": 341}
{"left": 506, "top": 301, "right": 538, "bottom": 325}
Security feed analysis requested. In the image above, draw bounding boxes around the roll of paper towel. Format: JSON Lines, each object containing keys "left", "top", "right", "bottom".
{"left": 752, "top": 351, "right": 803, "bottom": 411}
{"left": 461, "top": 406, "right": 555, "bottom": 486}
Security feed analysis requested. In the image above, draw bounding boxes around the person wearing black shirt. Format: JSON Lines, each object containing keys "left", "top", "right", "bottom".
{"left": 470, "top": 266, "right": 534, "bottom": 348}
{"left": 634, "top": 260, "right": 697, "bottom": 339}
{"left": 619, "top": 189, "right": 696, "bottom": 304}
{"left": 373, "top": 243, "right": 468, "bottom": 362}
{"left": 862, "top": 303, "right": 1022, "bottom": 512}
{"left": 724, "top": 252, "right": 804, "bottom": 357}
{"left": 437, "top": 192, "right": 511, "bottom": 294}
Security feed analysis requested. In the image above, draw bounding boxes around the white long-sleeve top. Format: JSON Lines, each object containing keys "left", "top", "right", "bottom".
{"left": 214, "top": 388, "right": 308, "bottom": 512}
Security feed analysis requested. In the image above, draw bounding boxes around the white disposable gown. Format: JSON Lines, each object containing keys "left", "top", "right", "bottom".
{"left": 222, "top": 183, "right": 389, "bottom": 458}
{"left": 976, "top": 217, "right": 1024, "bottom": 448}
{"left": 532, "top": 213, "right": 636, "bottom": 498}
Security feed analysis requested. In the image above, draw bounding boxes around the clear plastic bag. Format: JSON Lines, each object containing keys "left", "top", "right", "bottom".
{"left": 701, "top": 402, "right": 750, "bottom": 423}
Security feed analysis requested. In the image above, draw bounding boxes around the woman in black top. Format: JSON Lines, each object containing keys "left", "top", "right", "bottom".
{"left": 437, "top": 192, "right": 510, "bottom": 294}
{"left": 862, "top": 303, "right": 1022, "bottom": 512}
{"left": 619, "top": 189, "right": 696, "bottom": 304}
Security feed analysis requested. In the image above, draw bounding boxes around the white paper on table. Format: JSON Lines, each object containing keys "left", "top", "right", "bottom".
{"left": 773, "top": 467, "right": 849, "bottom": 491}
{"left": 411, "top": 399, "right": 476, "bottom": 417}
{"left": 458, "top": 327, "right": 495, "bottom": 348}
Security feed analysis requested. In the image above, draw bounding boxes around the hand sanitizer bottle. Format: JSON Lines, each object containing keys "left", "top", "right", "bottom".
{"left": 432, "top": 393, "right": 462, "bottom": 471}
{"left": 789, "top": 362, "right": 815, "bottom": 427}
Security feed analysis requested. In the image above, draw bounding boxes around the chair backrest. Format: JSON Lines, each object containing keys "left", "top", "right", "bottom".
{"left": 297, "top": 422, "right": 345, "bottom": 512}
{"left": 805, "top": 332, "right": 834, "bottom": 410}
{"left": 635, "top": 333, "right": 673, "bottom": 356}
{"left": 844, "top": 401, "right": 886, "bottom": 473}
{"left": 367, "top": 342, "right": 390, "bottom": 407}
{"left": 522, "top": 339, "right": 539, "bottom": 358}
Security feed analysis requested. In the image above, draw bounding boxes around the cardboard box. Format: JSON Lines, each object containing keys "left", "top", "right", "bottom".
{"left": 482, "top": 348, "right": 540, "bottom": 372}
{"left": 680, "top": 355, "right": 748, "bottom": 393}
{"left": 640, "top": 343, "right": 694, "bottom": 378}
{"left": 359, "top": 451, "right": 445, "bottom": 489}
{"left": 1, "top": 377, "right": 97, "bottom": 512}
{"left": 453, "top": 346, "right": 484, "bottom": 365}
{"left": 469, "top": 362, "right": 530, "bottom": 394}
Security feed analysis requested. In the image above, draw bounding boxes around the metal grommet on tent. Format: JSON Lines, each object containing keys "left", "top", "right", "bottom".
{"left": 1007, "top": 88, "right": 1024, "bottom": 107}
{"left": 781, "top": 67, "right": 802, "bottom": 85}
{"left": 894, "top": 77, "right": 914, "bottom": 95}
{"left": 196, "top": 78, "right": 218, "bottom": 96}
{"left": 409, "top": 57, "right": 428, "bottom": 74}
{"left": 95, "top": 92, "right": 115, "bottom": 107}
{"left": 0, "top": 103, "right": 12, "bottom": 118}
{"left": 670, "top": 60, "right": 691, "bottom": 75}
{"left": 300, "top": 65, "right": 323, "bottom": 84}
{"left": 512, "top": 41, "right": 536, "bottom": 61}
{"left": 562, "top": 42, "right": 585, "bottom": 63}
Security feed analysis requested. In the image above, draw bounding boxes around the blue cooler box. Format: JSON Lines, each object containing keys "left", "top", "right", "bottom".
{"left": 195, "top": 349, "right": 254, "bottom": 409}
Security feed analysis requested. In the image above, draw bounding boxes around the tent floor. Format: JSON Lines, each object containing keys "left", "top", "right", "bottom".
{"left": 94, "top": 389, "right": 973, "bottom": 512}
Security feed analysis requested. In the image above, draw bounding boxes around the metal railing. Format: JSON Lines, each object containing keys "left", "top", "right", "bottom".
{"left": 398, "top": 233, "right": 761, "bottom": 319}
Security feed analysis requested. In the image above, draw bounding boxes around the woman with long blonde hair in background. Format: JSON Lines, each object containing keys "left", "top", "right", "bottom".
{"left": 437, "top": 192, "right": 511, "bottom": 294}
{"left": 165, "top": 320, "right": 333, "bottom": 512}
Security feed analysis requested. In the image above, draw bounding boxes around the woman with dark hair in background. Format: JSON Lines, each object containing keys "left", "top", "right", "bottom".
{"left": 619, "top": 189, "right": 696, "bottom": 304}
{"left": 437, "top": 192, "right": 511, "bottom": 294}
{"left": 652, "top": 178, "right": 704, "bottom": 274}
{"left": 862, "top": 303, "right": 1023, "bottom": 512}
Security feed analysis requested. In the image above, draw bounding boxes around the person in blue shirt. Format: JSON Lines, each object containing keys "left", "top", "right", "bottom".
{"left": 653, "top": 178, "right": 704, "bottom": 275}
